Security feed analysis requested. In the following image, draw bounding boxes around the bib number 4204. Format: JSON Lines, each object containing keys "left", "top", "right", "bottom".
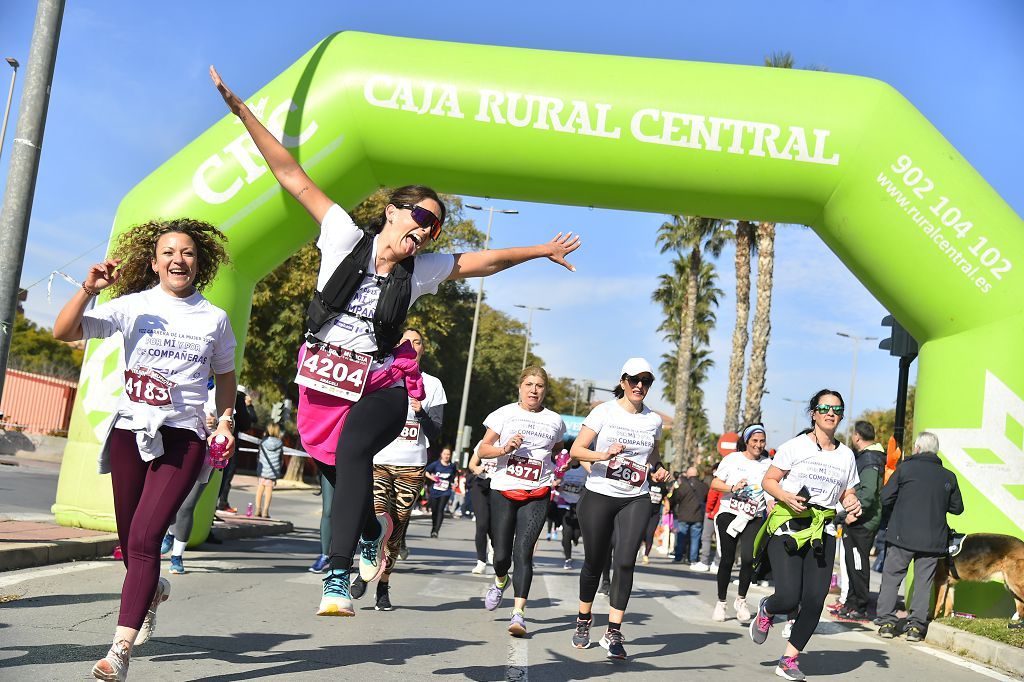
{"left": 295, "top": 345, "right": 370, "bottom": 401}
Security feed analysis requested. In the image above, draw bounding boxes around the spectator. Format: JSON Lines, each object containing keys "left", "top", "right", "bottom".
{"left": 669, "top": 466, "right": 709, "bottom": 568}
{"left": 217, "top": 385, "right": 254, "bottom": 512}
{"left": 255, "top": 423, "right": 284, "bottom": 518}
{"left": 876, "top": 431, "right": 963, "bottom": 642}
{"left": 836, "top": 420, "right": 885, "bottom": 621}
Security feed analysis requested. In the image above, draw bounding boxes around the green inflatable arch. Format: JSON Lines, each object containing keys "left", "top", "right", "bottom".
{"left": 56, "top": 33, "right": 1023, "bottom": 562}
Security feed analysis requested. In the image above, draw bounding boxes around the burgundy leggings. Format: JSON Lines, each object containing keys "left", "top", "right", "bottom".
{"left": 109, "top": 427, "right": 206, "bottom": 629}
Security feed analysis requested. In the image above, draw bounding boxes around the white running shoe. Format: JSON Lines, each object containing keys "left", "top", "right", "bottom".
{"left": 133, "top": 577, "right": 170, "bottom": 646}
{"left": 712, "top": 600, "right": 727, "bottom": 622}
{"left": 690, "top": 562, "right": 709, "bottom": 572}
{"left": 358, "top": 513, "right": 394, "bottom": 583}
{"left": 472, "top": 560, "right": 487, "bottom": 574}
{"left": 735, "top": 596, "right": 752, "bottom": 624}
{"left": 781, "top": 619, "right": 794, "bottom": 640}
{"left": 91, "top": 643, "right": 129, "bottom": 681}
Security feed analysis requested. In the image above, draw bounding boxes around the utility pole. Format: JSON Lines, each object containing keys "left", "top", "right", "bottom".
{"left": 0, "top": 0, "right": 66, "bottom": 402}
{"left": 513, "top": 303, "right": 549, "bottom": 370}
{"left": 836, "top": 331, "right": 878, "bottom": 439}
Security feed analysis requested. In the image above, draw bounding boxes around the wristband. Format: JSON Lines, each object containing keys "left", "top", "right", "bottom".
{"left": 82, "top": 283, "right": 100, "bottom": 296}
{"left": 218, "top": 415, "right": 234, "bottom": 425}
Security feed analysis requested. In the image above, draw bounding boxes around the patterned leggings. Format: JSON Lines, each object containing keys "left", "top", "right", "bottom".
{"left": 372, "top": 464, "right": 425, "bottom": 578}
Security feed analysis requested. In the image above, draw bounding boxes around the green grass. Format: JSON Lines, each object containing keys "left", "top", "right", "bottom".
{"left": 937, "top": 616, "right": 1024, "bottom": 648}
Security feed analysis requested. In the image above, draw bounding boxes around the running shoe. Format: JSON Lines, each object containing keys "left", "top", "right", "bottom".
{"left": 712, "top": 600, "right": 727, "bottom": 622}
{"left": 309, "top": 554, "right": 329, "bottom": 573}
{"left": 906, "top": 625, "right": 923, "bottom": 642}
{"left": 749, "top": 597, "right": 772, "bottom": 644}
{"left": 317, "top": 569, "right": 354, "bottom": 617}
{"left": 472, "top": 560, "right": 487, "bottom": 575}
{"left": 430, "top": 531, "right": 438, "bottom": 538}
{"left": 878, "top": 623, "right": 897, "bottom": 639}
{"left": 825, "top": 600, "right": 845, "bottom": 613}
{"left": 484, "top": 577, "right": 509, "bottom": 611}
{"left": 375, "top": 584, "right": 393, "bottom": 611}
{"left": 572, "top": 617, "right": 592, "bottom": 649}
{"left": 219, "top": 505, "right": 238, "bottom": 514}
{"left": 600, "top": 628, "right": 627, "bottom": 661}
{"left": 398, "top": 544, "right": 410, "bottom": 561}
{"left": 642, "top": 555, "right": 649, "bottom": 565}
{"left": 835, "top": 606, "right": 869, "bottom": 622}
{"left": 358, "top": 513, "right": 394, "bottom": 582}
{"left": 734, "top": 596, "right": 752, "bottom": 624}
{"left": 133, "top": 577, "right": 170, "bottom": 646}
{"left": 690, "top": 562, "right": 710, "bottom": 572}
{"left": 160, "top": 533, "right": 174, "bottom": 556}
{"left": 508, "top": 611, "right": 527, "bottom": 637}
{"left": 563, "top": 559, "right": 573, "bottom": 570}
{"left": 598, "top": 579, "right": 611, "bottom": 596}
{"left": 350, "top": 574, "right": 367, "bottom": 600}
{"left": 780, "top": 619, "right": 794, "bottom": 640}
{"left": 775, "top": 654, "right": 805, "bottom": 681}
{"left": 91, "top": 644, "right": 129, "bottom": 681}
{"left": 169, "top": 555, "right": 185, "bottom": 575}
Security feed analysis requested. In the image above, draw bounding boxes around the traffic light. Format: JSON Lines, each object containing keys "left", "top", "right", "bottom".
{"left": 271, "top": 401, "right": 284, "bottom": 424}
{"left": 879, "top": 314, "right": 918, "bottom": 358}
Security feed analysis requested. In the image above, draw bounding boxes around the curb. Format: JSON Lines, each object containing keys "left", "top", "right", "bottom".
{"left": 925, "top": 621, "right": 1024, "bottom": 678}
{"left": 0, "top": 520, "right": 294, "bottom": 573}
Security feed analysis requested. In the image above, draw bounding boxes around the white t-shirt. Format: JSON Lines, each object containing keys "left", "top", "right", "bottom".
{"left": 81, "top": 286, "right": 236, "bottom": 435}
{"left": 583, "top": 400, "right": 663, "bottom": 499}
{"left": 374, "top": 372, "right": 446, "bottom": 466}
{"left": 773, "top": 433, "right": 860, "bottom": 536}
{"left": 714, "top": 452, "right": 774, "bottom": 518}
{"left": 557, "top": 465, "right": 588, "bottom": 505}
{"left": 483, "top": 403, "right": 566, "bottom": 492}
{"left": 313, "top": 204, "right": 455, "bottom": 357}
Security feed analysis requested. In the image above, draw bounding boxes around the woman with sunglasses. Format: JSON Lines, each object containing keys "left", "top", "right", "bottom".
{"left": 478, "top": 367, "right": 567, "bottom": 637}
{"left": 748, "top": 390, "right": 861, "bottom": 681}
{"left": 708, "top": 423, "right": 773, "bottom": 623}
{"left": 569, "top": 358, "right": 671, "bottom": 661}
{"left": 211, "top": 68, "right": 581, "bottom": 617}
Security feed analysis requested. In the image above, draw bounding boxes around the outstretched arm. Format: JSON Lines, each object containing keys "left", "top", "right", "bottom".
{"left": 447, "top": 232, "right": 581, "bottom": 280}
{"left": 210, "top": 66, "right": 333, "bottom": 223}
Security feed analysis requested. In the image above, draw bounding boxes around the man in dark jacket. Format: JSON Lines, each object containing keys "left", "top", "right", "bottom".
{"left": 837, "top": 420, "right": 886, "bottom": 621}
{"left": 876, "top": 431, "right": 963, "bottom": 641}
{"left": 669, "top": 467, "right": 709, "bottom": 566}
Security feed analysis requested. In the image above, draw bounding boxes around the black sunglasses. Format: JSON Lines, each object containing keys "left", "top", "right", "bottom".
{"left": 394, "top": 203, "right": 443, "bottom": 241}
{"left": 814, "top": 404, "right": 845, "bottom": 416}
{"left": 624, "top": 374, "right": 654, "bottom": 388}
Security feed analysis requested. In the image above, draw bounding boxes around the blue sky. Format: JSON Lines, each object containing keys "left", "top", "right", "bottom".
{"left": 2, "top": 1, "right": 1021, "bottom": 446}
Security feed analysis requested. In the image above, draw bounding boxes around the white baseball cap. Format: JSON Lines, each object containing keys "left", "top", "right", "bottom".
{"left": 619, "top": 357, "right": 656, "bottom": 382}
{"left": 237, "top": 385, "right": 248, "bottom": 395}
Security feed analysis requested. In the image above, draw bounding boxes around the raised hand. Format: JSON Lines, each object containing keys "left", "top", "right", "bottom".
{"left": 545, "top": 232, "right": 581, "bottom": 272}
{"left": 210, "top": 65, "right": 245, "bottom": 117}
{"left": 84, "top": 259, "right": 122, "bottom": 291}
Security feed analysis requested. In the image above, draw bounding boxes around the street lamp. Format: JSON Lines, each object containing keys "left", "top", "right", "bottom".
{"left": 782, "top": 398, "right": 803, "bottom": 438}
{"left": 836, "top": 331, "right": 879, "bottom": 439}
{"left": 513, "top": 303, "right": 550, "bottom": 370}
{"left": 0, "top": 58, "right": 19, "bottom": 165}
{"left": 452, "top": 203, "right": 519, "bottom": 459}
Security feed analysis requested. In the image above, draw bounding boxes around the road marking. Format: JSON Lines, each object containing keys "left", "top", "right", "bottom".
{"left": 913, "top": 645, "right": 1017, "bottom": 681}
{"left": 506, "top": 637, "right": 528, "bottom": 681}
{"left": 0, "top": 561, "right": 107, "bottom": 588}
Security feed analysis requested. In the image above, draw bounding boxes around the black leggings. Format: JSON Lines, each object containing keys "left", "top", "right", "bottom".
{"left": 470, "top": 479, "right": 492, "bottom": 562}
{"left": 489, "top": 493, "right": 548, "bottom": 599}
{"left": 561, "top": 504, "right": 581, "bottom": 559}
{"left": 763, "top": 533, "right": 837, "bottom": 651}
{"left": 314, "top": 385, "right": 408, "bottom": 571}
{"left": 642, "top": 503, "right": 661, "bottom": 555}
{"left": 715, "top": 512, "right": 765, "bottom": 601}
{"left": 429, "top": 495, "right": 449, "bottom": 534}
{"left": 578, "top": 490, "right": 650, "bottom": 612}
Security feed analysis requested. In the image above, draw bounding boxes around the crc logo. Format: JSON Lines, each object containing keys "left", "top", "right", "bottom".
{"left": 192, "top": 97, "right": 318, "bottom": 205}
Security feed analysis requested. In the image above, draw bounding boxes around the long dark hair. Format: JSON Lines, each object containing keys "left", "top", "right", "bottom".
{"left": 367, "top": 185, "right": 447, "bottom": 234}
{"left": 807, "top": 388, "right": 844, "bottom": 426}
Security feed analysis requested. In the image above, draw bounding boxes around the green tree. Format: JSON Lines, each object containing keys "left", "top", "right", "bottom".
{"left": 655, "top": 215, "right": 729, "bottom": 469}
{"left": 8, "top": 311, "right": 84, "bottom": 380}
{"left": 856, "top": 386, "right": 916, "bottom": 453}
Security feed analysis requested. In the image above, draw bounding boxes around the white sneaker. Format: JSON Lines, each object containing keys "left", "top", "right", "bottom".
{"left": 734, "top": 596, "right": 752, "bottom": 623}
{"left": 712, "top": 600, "right": 727, "bottom": 622}
{"left": 690, "top": 562, "right": 709, "bottom": 572}
{"left": 710, "top": 562, "right": 719, "bottom": 572}
{"left": 781, "top": 619, "right": 794, "bottom": 640}
{"left": 133, "top": 577, "right": 170, "bottom": 646}
{"left": 91, "top": 643, "right": 129, "bottom": 681}
{"left": 472, "top": 560, "right": 487, "bottom": 574}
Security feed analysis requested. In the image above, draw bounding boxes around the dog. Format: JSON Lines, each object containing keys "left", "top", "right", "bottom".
{"left": 934, "top": 532, "right": 1024, "bottom": 628}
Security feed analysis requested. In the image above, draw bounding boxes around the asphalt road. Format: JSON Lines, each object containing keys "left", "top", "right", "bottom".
{"left": 0, "top": 462, "right": 1016, "bottom": 681}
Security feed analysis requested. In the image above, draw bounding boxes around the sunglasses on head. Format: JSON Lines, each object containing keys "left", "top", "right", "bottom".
{"left": 815, "top": 404, "right": 845, "bottom": 416}
{"left": 395, "top": 203, "right": 443, "bottom": 241}
{"left": 624, "top": 374, "right": 654, "bottom": 388}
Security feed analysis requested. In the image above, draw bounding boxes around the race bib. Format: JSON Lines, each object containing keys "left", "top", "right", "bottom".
{"left": 649, "top": 488, "right": 663, "bottom": 504}
{"left": 561, "top": 482, "right": 583, "bottom": 495}
{"left": 399, "top": 420, "right": 421, "bottom": 443}
{"left": 506, "top": 454, "right": 542, "bottom": 482}
{"left": 433, "top": 477, "right": 450, "bottom": 492}
{"left": 295, "top": 344, "right": 370, "bottom": 401}
{"left": 606, "top": 456, "right": 647, "bottom": 488}
{"left": 124, "top": 367, "right": 174, "bottom": 407}
{"left": 728, "top": 488, "right": 760, "bottom": 517}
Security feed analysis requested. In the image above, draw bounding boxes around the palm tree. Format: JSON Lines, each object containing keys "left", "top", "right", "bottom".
{"left": 743, "top": 51, "right": 793, "bottom": 426}
{"left": 723, "top": 220, "right": 755, "bottom": 432}
{"left": 654, "top": 255, "right": 723, "bottom": 470}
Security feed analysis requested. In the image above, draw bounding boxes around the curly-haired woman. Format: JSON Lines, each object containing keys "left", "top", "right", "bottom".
{"left": 55, "top": 219, "right": 237, "bottom": 681}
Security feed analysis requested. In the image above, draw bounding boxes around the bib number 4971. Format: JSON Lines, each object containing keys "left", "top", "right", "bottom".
{"left": 295, "top": 345, "right": 370, "bottom": 401}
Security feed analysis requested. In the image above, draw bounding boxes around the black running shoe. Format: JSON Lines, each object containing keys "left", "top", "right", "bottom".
{"left": 375, "top": 585, "right": 393, "bottom": 611}
{"left": 597, "top": 579, "right": 611, "bottom": 596}
{"left": 572, "top": 618, "right": 592, "bottom": 649}
{"left": 600, "top": 629, "right": 627, "bottom": 661}
{"left": 350, "top": 574, "right": 367, "bottom": 600}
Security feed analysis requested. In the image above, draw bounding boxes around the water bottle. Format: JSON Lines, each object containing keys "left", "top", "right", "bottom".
{"left": 246, "top": 502, "right": 254, "bottom": 518}
{"left": 554, "top": 449, "right": 572, "bottom": 475}
{"left": 208, "top": 435, "right": 230, "bottom": 469}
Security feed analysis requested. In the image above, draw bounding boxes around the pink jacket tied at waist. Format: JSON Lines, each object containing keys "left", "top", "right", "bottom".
{"left": 297, "top": 340, "right": 425, "bottom": 466}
